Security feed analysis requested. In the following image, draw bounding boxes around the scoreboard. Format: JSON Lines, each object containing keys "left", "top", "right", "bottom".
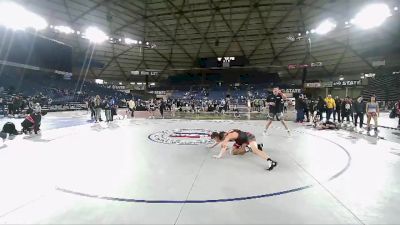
{"left": 199, "top": 56, "right": 249, "bottom": 68}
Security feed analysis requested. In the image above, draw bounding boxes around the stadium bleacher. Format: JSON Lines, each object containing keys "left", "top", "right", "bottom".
{"left": 362, "top": 74, "right": 400, "bottom": 101}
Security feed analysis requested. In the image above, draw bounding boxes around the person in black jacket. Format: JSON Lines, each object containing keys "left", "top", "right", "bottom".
{"left": 303, "top": 97, "right": 310, "bottom": 122}
{"left": 159, "top": 99, "right": 166, "bottom": 119}
{"left": 89, "top": 98, "right": 95, "bottom": 120}
{"left": 334, "top": 96, "right": 341, "bottom": 122}
{"left": 295, "top": 95, "right": 306, "bottom": 123}
{"left": 396, "top": 100, "right": 400, "bottom": 128}
{"left": 316, "top": 96, "right": 326, "bottom": 120}
{"left": 353, "top": 96, "right": 366, "bottom": 130}
{"left": 0, "top": 97, "right": 5, "bottom": 116}
{"left": 341, "top": 97, "right": 352, "bottom": 123}
{"left": 308, "top": 99, "right": 316, "bottom": 122}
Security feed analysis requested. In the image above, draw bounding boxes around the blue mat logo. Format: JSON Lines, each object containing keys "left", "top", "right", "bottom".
{"left": 148, "top": 128, "right": 214, "bottom": 145}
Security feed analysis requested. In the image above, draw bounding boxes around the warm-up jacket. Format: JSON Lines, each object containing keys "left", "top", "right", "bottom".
{"left": 353, "top": 101, "right": 366, "bottom": 113}
{"left": 324, "top": 97, "right": 336, "bottom": 109}
{"left": 335, "top": 99, "right": 341, "bottom": 111}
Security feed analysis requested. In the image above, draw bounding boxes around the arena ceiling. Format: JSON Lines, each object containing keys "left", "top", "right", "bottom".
{"left": 13, "top": 0, "right": 400, "bottom": 82}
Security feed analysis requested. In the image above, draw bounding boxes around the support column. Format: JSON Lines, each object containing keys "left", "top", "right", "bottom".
{"left": 145, "top": 75, "right": 149, "bottom": 91}
{"left": 345, "top": 87, "right": 348, "bottom": 97}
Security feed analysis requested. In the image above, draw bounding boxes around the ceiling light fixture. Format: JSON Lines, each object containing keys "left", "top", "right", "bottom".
{"left": 315, "top": 19, "right": 337, "bottom": 35}
{"left": 351, "top": 4, "right": 391, "bottom": 29}
{"left": 0, "top": 2, "right": 48, "bottom": 30}
{"left": 84, "top": 27, "right": 108, "bottom": 43}
{"left": 54, "top": 25, "right": 74, "bottom": 34}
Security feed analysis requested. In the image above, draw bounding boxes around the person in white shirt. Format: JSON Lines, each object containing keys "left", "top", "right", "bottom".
{"left": 128, "top": 98, "right": 136, "bottom": 117}
{"left": 148, "top": 100, "right": 156, "bottom": 119}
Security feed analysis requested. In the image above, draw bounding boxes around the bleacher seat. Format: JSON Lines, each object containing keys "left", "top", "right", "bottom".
{"left": 362, "top": 74, "right": 400, "bottom": 101}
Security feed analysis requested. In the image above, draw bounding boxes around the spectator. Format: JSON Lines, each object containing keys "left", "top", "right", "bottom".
{"left": 128, "top": 98, "right": 136, "bottom": 118}
{"left": 303, "top": 97, "right": 310, "bottom": 122}
{"left": 104, "top": 97, "right": 112, "bottom": 122}
{"left": 308, "top": 99, "right": 316, "bottom": 122}
{"left": 349, "top": 98, "right": 354, "bottom": 122}
{"left": 283, "top": 100, "right": 288, "bottom": 113}
{"left": 94, "top": 95, "right": 102, "bottom": 122}
{"left": 148, "top": 99, "right": 156, "bottom": 119}
{"left": 295, "top": 95, "right": 306, "bottom": 123}
{"left": 334, "top": 96, "right": 341, "bottom": 122}
{"left": 171, "top": 101, "right": 176, "bottom": 117}
{"left": 89, "top": 98, "right": 95, "bottom": 120}
{"left": 341, "top": 96, "right": 352, "bottom": 123}
{"left": 366, "top": 95, "right": 379, "bottom": 132}
{"left": 219, "top": 99, "right": 226, "bottom": 114}
{"left": 324, "top": 94, "right": 336, "bottom": 122}
{"left": 397, "top": 100, "right": 400, "bottom": 128}
{"left": 316, "top": 96, "right": 326, "bottom": 120}
{"left": 160, "top": 99, "right": 166, "bottom": 119}
{"left": 0, "top": 97, "right": 5, "bottom": 116}
{"left": 7, "top": 97, "right": 14, "bottom": 115}
{"left": 111, "top": 104, "right": 118, "bottom": 121}
{"left": 353, "top": 96, "right": 366, "bottom": 131}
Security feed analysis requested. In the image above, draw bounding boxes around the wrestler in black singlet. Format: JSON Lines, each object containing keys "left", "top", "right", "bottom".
{"left": 226, "top": 129, "right": 262, "bottom": 150}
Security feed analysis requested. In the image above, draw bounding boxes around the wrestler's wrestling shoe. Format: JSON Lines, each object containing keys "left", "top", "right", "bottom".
{"left": 266, "top": 159, "right": 278, "bottom": 171}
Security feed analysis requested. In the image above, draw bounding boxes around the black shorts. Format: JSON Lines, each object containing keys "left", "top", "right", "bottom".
{"left": 233, "top": 133, "right": 255, "bottom": 148}
{"left": 267, "top": 112, "right": 283, "bottom": 120}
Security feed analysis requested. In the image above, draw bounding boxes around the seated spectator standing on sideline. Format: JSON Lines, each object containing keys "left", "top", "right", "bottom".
{"left": 334, "top": 96, "right": 341, "bottom": 122}
{"left": 324, "top": 94, "right": 336, "bottom": 122}
{"left": 353, "top": 96, "right": 366, "bottom": 131}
